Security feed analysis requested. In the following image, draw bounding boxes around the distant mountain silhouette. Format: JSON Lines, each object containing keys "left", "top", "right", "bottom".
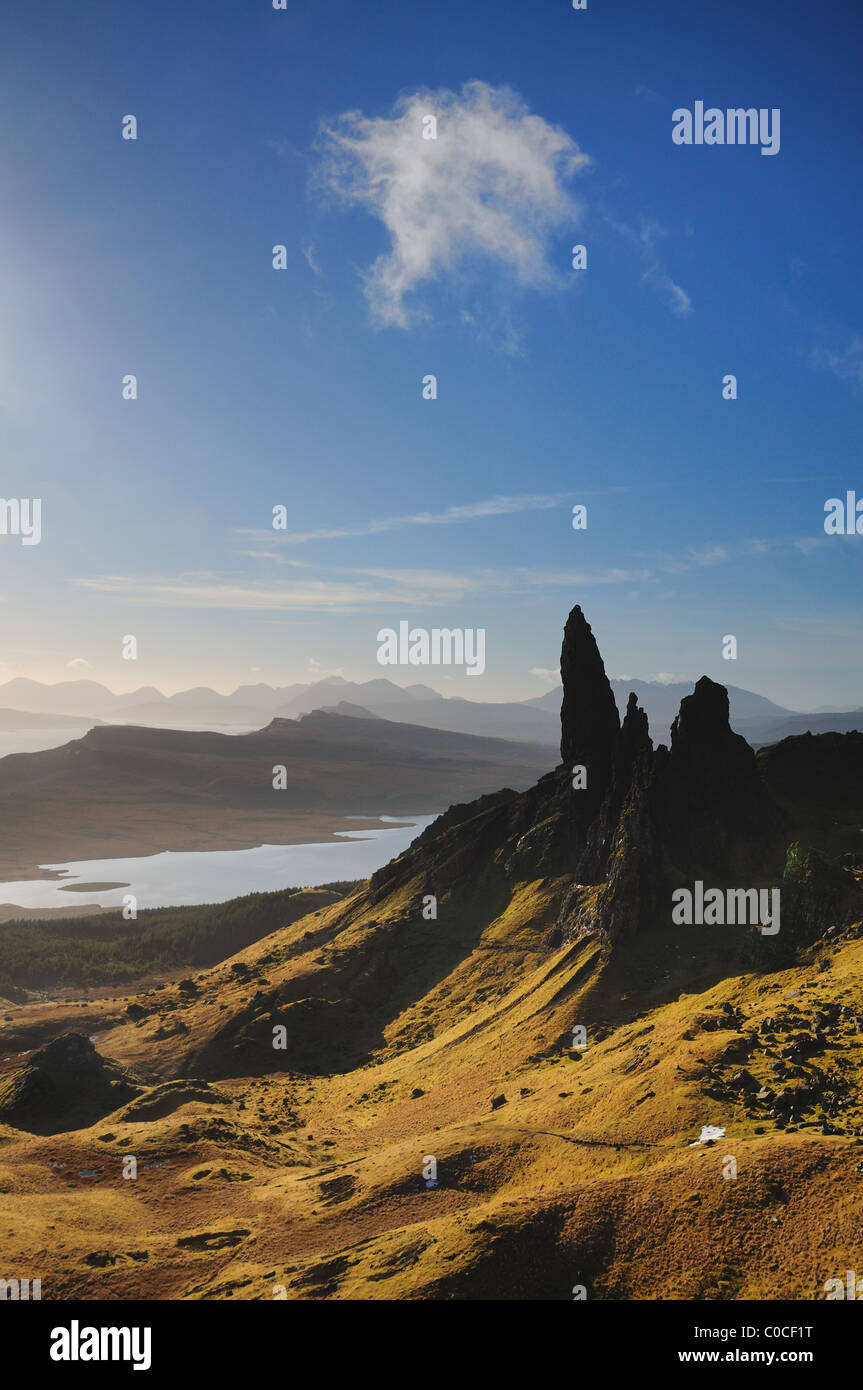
{"left": 0, "top": 674, "right": 856, "bottom": 748}
{"left": 320, "top": 701, "right": 383, "bottom": 719}
{"left": 526, "top": 678, "right": 793, "bottom": 731}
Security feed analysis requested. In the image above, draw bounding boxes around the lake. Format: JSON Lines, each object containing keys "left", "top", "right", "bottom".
{"left": 0, "top": 814, "right": 437, "bottom": 913}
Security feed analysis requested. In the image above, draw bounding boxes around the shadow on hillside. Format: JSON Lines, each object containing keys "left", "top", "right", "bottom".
{"left": 182, "top": 862, "right": 524, "bottom": 1079}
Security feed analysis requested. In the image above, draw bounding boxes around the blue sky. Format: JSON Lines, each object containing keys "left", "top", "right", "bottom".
{"left": 1, "top": 0, "right": 861, "bottom": 709}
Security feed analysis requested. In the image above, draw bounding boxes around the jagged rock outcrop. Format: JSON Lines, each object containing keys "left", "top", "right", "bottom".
{"left": 578, "top": 691, "right": 653, "bottom": 881}
{"left": 0, "top": 1032, "right": 140, "bottom": 1134}
{"left": 371, "top": 789, "right": 521, "bottom": 901}
{"left": 500, "top": 605, "right": 629, "bottom": 882}
{"left": 562, "top": 747, "right": 664, "bottom": 941}
{"left": 559, "top": 605, "right": 620, "bottom": 805}
{"left": 560, "top": 674, "right": 787, "bottom": 942}
{"left": 360, "top": 605, "right": 858, "bottom": 954}
{"left": 653, "top": 675, "right": 786, "bottom": 883}
{"left": 743, "top": 845, "right": 863, "bottom": 968}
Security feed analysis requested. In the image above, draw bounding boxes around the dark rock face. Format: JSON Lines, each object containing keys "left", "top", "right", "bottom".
{"left": 654, "top": 675, "right": 785, "bottom": 883}
{"left": 355, "top": 605, "right": 860, "bottom": 955}
{"left": 617, "top": 692, "right": 652, "bottom": 772}
{"left": 0, "top": 1032, "right": 140, "bottom": 1135}
{"left": 579, "top": 691, "right": 654, "bottom": 882}
{"left": 743, "top": 846, "right": 863, "bottom": 969}
{"left": 667, "top": 677, "right": 760, "bottom": 799}
{"left": 29, "top": 1032, "right": 101, "bottom": 1074}
{"left": 758, "top": 731, "right": 863, "bottom": 861}
{"left": 559, "top": 605, "right": 620, "bottom": 803}
{"left": 371, "top": 789, "right": 520, "bottom": 901}
{"left": 503, "top": 768, "right": 588, "bottom": 880}
{"left": 590, "top": 743, "right": 662, "bottom": 936}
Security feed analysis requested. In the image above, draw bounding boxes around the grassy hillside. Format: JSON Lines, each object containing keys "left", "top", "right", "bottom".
{"left": 0, "top": 851, "right": 861, "bottom": 1299}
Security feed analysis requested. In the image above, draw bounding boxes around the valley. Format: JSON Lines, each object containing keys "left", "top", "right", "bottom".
{"left": 0, "top": 606, "right": 860, "bottom": 1300}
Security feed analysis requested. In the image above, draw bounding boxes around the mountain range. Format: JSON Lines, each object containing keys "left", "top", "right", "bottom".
{"left": 0, "top": 674, "right": 859, "bottom": 747}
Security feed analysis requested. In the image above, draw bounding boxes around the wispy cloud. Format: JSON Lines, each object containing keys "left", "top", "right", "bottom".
{"left": 646, "top": 534, "right": 837, "bottom": 572}
{"left": 78, "top": 527, "right": 840, "bottom": 619}
{"left": 237, "top": 492, "right": 579, "bottom": 547}
{"left": 303, "top": 243, "right": 321, "bottom": 276}
{"left": 317, "top": 80, "right": 589, "bottom": 326}
{"left": 793, "top": 535, "right": 832, "bottom": 555}
{"left": 513, "top": 567, "right": 651, "bottom": 587}
{"left": 608, "top": 214, "right": 693, "bottom": 318}
{"left": 655, "top": 544, "right": 728, "bottom": 574}
{"left": 77, "top": 574, "right": 407, "bottom": 612}
{"left": 77, "top": 560, "right": 648, "bottom": 614}
{"left": 643, "top": 266, "right": 692, "bottom": 317}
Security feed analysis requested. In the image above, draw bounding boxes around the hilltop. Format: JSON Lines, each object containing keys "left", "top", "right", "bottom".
{"left": 0, "top": 711, "right": 553, "bottom": 879}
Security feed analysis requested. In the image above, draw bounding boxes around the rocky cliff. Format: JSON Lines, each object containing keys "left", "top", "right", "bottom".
{"left": 370, "top": 604, "right": 853, "bottom": 956}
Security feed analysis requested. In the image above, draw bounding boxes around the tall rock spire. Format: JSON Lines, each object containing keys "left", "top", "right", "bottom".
{"left": 559, "top": 605, "right": 620, "bottom": 801}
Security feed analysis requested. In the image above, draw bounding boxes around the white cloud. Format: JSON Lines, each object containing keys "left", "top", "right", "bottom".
{"left": 77, "top": 575, "right": 406, "bottom": 612}
{"left": 656, "top": 544, "right": 729, "bottom": 574}
{"left": 609, "top": 214, "right": 694, "bottom": 318}
{"left": 76, "top": 560, "right": 649, "bottom": 614}
{"left": 652, "top": 272, "right": 692, "bottom": 318}
{"left": 237, "top": 492, "right": 571, "bottom": 547}
{"left": 529, "top": 667, "right": 560, "bottom": 684}
{"left": 792, "top": 536, "right": 829, "bottom": 555}
{"left": 514, "top": 566, "right": 651, "bottom": 587}
{"left": 688, "top": 545, "right": 728, "bottom": 566}
{"left": 65, "top": 657, "right": 91, "bottom": 670}
{"left": 318, "top": 80, "right": 589, "bottom": 326}
{"left": 303, "top": 243, "right": 321, "bottom": 276}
